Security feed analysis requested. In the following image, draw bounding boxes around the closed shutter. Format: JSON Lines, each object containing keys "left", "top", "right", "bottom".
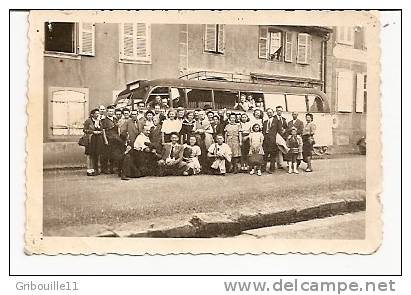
{"left": 284, "top": 32, "right": 293, "bottom": 62}
{"left": 337, "top": 71, "right": 354, "bottom": 112}
{"left": 355, "top": 73, "right": 365, "bottom": 113}
{"left": 297, "top": 33, "right": 309, "bottom": 64}
{"left": 120, "top": 23, "right": 135, "bottom": 60}
{"left": 120, "top": 23, "right": 151, "bottom": 62}
{"left": 258, "top": 26, "right": 268, "bottom": 59}
{"left": 204, "top": 24, "right": 217, "bottom": 52}
{"left": 79, "top": 22, "right": 95, "bottom": 56}
{"left": 217, "top": 24, "right": 225, "bottom": 53}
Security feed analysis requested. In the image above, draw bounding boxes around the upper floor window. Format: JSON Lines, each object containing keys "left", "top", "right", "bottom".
{"left": 258, "top": 27, "right": 284, "bottom": 61}
{"left": 204, "top": 24, "right": 225, "bottom": 54}
{"left": 119, "top": 23, "right": 151, "bottom": 63}
{"left": 354, "top": 26, "right": 367, "bottom": 50}
{"left": 336, "top": 26, "right": 354, "bottom": 46}
{"left": 44, "top": 22, "right": 95, "bottom": 56}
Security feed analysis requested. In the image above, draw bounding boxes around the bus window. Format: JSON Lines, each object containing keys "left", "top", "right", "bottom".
{"left": 186, "top": 88, "right": 213, "bottom": 109}
{"left": 285, "top": 94, "right": 308, "bottom": 112}
{"left": 170, "top": 87, "right": 186, "bottom": 108}
{"left": 147, "top": 86, "right": 170, "bottom": 109}
{"left": 307, "top": 95, "right": 324, "bottom": 112}
{"left": 264, "top": 93, "right": 286, "bottom": 111}
{"left": 239, "top": 92, "right": 264, "bottom": 111}
{"left": 214, "top": 90, "right": 238, "bottom": 110}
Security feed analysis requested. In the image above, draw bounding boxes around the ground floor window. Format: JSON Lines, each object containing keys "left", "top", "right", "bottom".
{"left": 49, "top": 87, "right": 88, "bottom": 136}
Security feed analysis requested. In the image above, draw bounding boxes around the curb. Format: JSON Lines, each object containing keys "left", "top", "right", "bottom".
{"left": 101, "top": 191, "right": 366, "bottom": 238}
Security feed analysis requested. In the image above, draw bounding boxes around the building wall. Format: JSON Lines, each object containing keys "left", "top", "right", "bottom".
{"left": 184, "top": 25, "right": 324, "bottom": 81}
{"left": 43, "top": 23, "right": 181, "bottom": 141}
{"left": 330, "top": 27, "right": 367, "bottom": 146}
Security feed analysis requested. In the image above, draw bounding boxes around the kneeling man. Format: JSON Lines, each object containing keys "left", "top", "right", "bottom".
{"left": 158, "top": 132, "right": 189, "bottom": 176}
{"left": 207, "top": 134, "right": 232, "bottom": 175}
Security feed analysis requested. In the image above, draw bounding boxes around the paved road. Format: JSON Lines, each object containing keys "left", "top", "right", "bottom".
{"left": 238, "top": 212, "right": 365, "bottom": 239}
{"left": 43, "top": 155, "right": 365, "bottom": 235}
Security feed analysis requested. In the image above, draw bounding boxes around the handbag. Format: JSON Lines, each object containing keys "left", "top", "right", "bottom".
{"left": 78, "top": 134, "right": 89, "bottom": 147}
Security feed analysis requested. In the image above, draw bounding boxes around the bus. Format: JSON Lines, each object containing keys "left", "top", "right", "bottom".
{"left": 114, "top": 78, "right": 332, "bottom": 155}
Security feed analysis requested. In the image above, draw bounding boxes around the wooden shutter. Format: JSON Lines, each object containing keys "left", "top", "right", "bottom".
{"left": 297, "top": 33, "right": 309, "bottom": 64}
{"left": 217, "top": 24, "right": 225, "bottom": 53}
{"left": 120, "top": 23, "right": 135, "bottom": 60}
{"left": 204, "top": 24, "right": 217, "bottom": 52}
{"left": 284, "top": 32, "right": 293, "bottom": 62}
{"left": 258, "top": 26, "right": 268, "bottom": 59}
{"left": 337, "top": 71, "right": 354, "bottom": 112}
{"left": 355, "top": 73, "right": 365, "bottom": 113}
{"left": 136, "top": 23, "right": 151, "bottom": 61}
{"left": 79, "top": 22, "right": 95, "bottom": 56}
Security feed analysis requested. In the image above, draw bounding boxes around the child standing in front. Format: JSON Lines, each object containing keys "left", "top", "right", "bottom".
{"left": 286, "top": 127, "right": 303, "bottom": 174}
{"left": 248, "top": 123, "right": 265, "bottom": 176}
{"left": 183, "top": 135, "right": 202, "bottom": 175}
{"left": 224, "top": 113, "right": 242, "bottom": 173}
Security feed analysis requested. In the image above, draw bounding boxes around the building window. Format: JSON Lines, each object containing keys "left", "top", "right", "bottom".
{"left": 336, "top": 26, "right": 354, "bottom": 46}
{"left": 258, "top": 26, "right": 284, "bottom": 61}
{"left": 44, "top": 22, "right": 95, "bottom": 56}
{"left": 204, "top": 24, "right": 225, "bottom": 54}
{"left": 297, "top": 33, "right": 311, "bottom": 64}
{"left": 356, "top": 73, "right": 367, "bottom": 113}
{"left": 336, "top": 70, "right": 354, "bottom": 112}
{"left": 49, "top": 88, "right": 88, "bottom": 136}
{"left": 354, "top": 26, "right": 366, "bottom": 50}
{"left": 119, "top": 23, "right": 151, "bottom": 63}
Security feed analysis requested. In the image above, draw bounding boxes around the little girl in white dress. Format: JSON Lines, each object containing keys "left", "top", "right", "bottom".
{"left": 183, "top": 135, "right": 202, "bottom": 175}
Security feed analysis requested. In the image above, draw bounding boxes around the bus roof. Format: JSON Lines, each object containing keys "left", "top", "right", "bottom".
{"left": 120, "top": 78, "right": 328, "bottom": 97}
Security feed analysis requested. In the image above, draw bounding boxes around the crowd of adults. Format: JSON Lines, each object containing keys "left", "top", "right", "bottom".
{"left": 80, "top": 95, "right": 316, "bottom": 180}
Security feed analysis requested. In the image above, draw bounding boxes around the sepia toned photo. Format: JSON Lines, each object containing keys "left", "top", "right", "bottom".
{"left": 25, "top": 10, "right": 382, "bottom": 255}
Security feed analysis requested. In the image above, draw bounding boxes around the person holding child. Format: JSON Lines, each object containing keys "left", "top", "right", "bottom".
{"left": 248, "top": 123, "right": 265, "bottom": 176}
{"left": 207, "top": 134, "right": 232, "bottom": 175}
{"left": 286, "top": 126, "right": 303, "bottom": 174}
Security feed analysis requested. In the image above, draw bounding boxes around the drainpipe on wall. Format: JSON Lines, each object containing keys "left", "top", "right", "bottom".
{"left": 321, "top": 32, "right": 330, "bottom": 93}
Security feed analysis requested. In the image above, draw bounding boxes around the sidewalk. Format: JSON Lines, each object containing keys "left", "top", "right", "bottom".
{"left": 43, "top": 156, "right": 366, "bottom": 237}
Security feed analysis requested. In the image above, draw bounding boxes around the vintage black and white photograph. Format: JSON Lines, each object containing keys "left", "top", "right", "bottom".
{"left": 25, "top": 10, "right": 382, "bottom": 254}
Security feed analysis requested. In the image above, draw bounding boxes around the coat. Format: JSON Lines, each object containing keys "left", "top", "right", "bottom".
{"left": 287, "top": 118, "right": 304, "bottom": 136}
{"left": 161, "top": 143, "right": 185, "bottom": 164}
{"left": 120, "top": 118, "right": 144, "bottom": 145}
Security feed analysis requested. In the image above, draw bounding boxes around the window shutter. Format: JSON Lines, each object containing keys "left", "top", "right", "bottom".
{"left": 217, "top": 24, "right": 225, "bottom": 53}
{"left": 284, "top": 32, "right": 293, "bottom": 62}
{"left": 297, "top": 33, "right": 309, "bottom": 64}
{"left": 120, "top": 23, "right": 135, "bottom": 60}
{"left": 307, "top": 35, "right": 312, "bottom": 63}
{"left": 136, "top": 23, "right": 151, "bottom": 61}
{"left": 205, "top": 24, "right": 217, "bottom": 52}
{"left": 355, "top": 73, "right": 365, "bottom": 113}
{"left": 336, "top": 71, "right": 354, "bottom": 112}
{"left": 79, "top": 22, "right": 95, "bottom": 56}
{"left": 258, "top": 26, "right": 268, "bottom": 59}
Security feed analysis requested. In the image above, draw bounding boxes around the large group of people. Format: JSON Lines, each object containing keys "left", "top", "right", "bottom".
{"left": 81, "top": 100, "right": 316, "bottom": 180}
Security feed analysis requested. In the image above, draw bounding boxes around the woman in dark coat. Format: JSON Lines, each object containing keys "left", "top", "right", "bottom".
{"left": 83, "top": 108, "right": 105, "bottom": 176}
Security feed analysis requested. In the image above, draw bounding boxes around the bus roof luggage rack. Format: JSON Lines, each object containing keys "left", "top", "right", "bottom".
{"left": 179, "top": 71, "right": 254, "bottom": 83}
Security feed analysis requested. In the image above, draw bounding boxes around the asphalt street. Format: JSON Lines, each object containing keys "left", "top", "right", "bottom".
{"left": 43, "top": 155, "right": 366, "bottom": 236}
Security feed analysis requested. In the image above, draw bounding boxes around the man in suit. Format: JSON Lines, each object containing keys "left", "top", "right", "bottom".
{"left": 262, "top": 108, "right": 278, "bottom": 173}
{"left": 120, "top": 110, "right": 144, "bottom": 146}
{"left": 101, "top": 105, "right": 123, "bottom": 174}
{"left": 158, "top": 132, "right": 189, "bottom": 176}
{"left": 287, "top": 111, "right": 304, "bottom": 136}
